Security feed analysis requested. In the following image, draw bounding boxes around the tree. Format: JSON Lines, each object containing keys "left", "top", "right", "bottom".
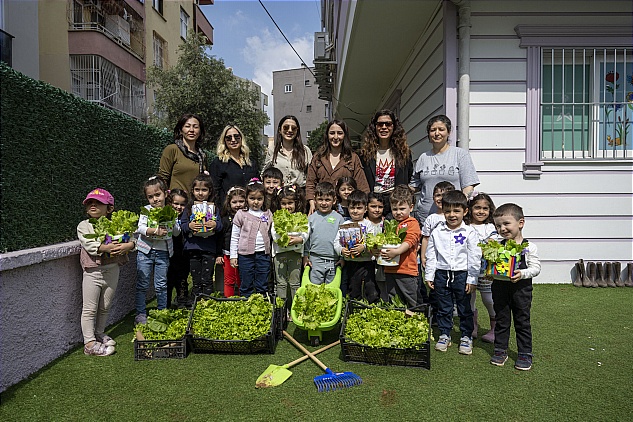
{"left": 307, "top": 120, "right": 328, "bottom": 153}
{"left": 147, "top": 32, "right": 269, "bottom": 166}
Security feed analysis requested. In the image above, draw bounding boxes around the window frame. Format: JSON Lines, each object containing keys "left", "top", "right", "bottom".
{"left": 180, "top": 7, "right": 189, "bottom": 40}
{"left": 152, "top": 0, "right": 163, "bottom": 16}
{"left": 306, "top": 105, "right": 312, "bottom": 113}
{"left": 516, "top": 25, "right": 633, "bottom": 179}
{"left": 284, "top": 84, "right": 292, "bottom": 93}
{"left": 153, "top": 31, "right": 167, "bottom": 69}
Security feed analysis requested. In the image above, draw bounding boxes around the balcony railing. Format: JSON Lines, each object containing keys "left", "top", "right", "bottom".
{"left": 67, "top": 0, "right": 145, "bottom": 61}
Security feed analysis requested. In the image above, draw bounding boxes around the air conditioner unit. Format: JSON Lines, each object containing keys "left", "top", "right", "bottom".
{"left": 314, "top": 32, "right": 327, "bottom": 60}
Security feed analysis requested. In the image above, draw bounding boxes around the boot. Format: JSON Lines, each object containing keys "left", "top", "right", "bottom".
{"left": 584, "top": 262, "right": 598, "bottom": 287}
{"left": 572, "top": 260, "right": 584, "bottom": 287}
{"left": 472, "top": 309, "right": 478, "bottom": 339}
{"left": 595, "top": 262, "right": 607, "bottom": 287}
{"left": 612, "top": 262, "right": 624, "bottom": 287}
{"left": 625, "top": 263, "right": 633, "bottom": 287}
{"left": 604, "top": 262, "right": 617, "bottom": 287}
{"left": 481, "top": 317, "right": 495, "bottom": 343}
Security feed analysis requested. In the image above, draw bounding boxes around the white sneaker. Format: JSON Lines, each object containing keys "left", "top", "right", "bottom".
{"left": 458, "top": 336, "right": 473, "bottom": 355}
{"left": 435, "top": 334, "right": 452, "bottom": 352}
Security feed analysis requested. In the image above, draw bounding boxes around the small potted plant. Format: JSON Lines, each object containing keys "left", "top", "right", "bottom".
{"left": 272, "top": 208, "right": 308, "bottom": 252}
{"left": 141, "top": 205, "right": 178, "bottom": 239}
{"left": 190, "top": 201, "right": 216, "bottom": 237}
{"left": 479, "top": 239, "right": 529, "bottom": 280}
{"left": 83, "top": 210, "right": 139, "bottom": 256}
{"left": 367, "top": 220, "right": 407, "bottom": 267}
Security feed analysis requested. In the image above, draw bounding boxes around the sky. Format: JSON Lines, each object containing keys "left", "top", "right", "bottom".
{"left": 200, "top": 0, "right": 322, "bottom": 136}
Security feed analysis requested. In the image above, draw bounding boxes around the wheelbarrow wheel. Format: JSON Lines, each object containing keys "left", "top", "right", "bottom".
{"left": 310, "top": 336, "right": 320, "bottom": 347}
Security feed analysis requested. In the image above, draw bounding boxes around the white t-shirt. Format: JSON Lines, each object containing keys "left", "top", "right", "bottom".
{"left": 374, "top": 149, "right": 396, "bottom": 193}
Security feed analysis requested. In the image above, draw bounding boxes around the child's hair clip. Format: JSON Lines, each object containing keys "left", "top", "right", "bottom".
{"left": 203, "top": 171, "right": 209, "bottom": 175}
{"left": 148, "top": 176, "right": 157, "bottom": 181}
{"left": 276, "top": 187, "right": 283, "bottom": 195}
{"left": 287, "top": 184, "right": 296, "bottom": 193}
{"left": 248, "top": 177, "right": 261, "bottom": 185}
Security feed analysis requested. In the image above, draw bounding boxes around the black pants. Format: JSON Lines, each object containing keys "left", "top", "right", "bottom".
{"left": 346, "top": 261, "right": 379, "bottom": 303}
{"left": 492, "top": 279, "right": 533, "bottom": 355}
{"left": 188, "top": 250, "right": 215, "bottom": 296}
{"left": 167, "top": 252, "right": 190, "bottom": 305}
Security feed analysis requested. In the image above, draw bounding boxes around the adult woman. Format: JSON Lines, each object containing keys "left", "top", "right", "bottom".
{"left": 158, "top": 113, "right": 208, "bottom": 193}
{"left": 410, "top": 114, "right": 479, "bottom": 223}
{"left": 209, "top": 124, "right": 259, "bottom": 206}
{"left": 305, "top": 119, "right": 369, "bottom": 214}
{"left": 263, "top": 115, "right": 313, "bottom": 186}
{"left": 360, "top": 109, "right": 413, "bottom": 216}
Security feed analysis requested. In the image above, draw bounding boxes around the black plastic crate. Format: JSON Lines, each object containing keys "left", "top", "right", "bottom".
{"left": 340, "top": 300, "right": 431, "bottom": 369}
{"left": 273, "top": 296, "right": 288, "bottom": 341}
{"left": 134, "top": 336, "right": 188, "bottom": 360}
{"left": 186, "top": 294, "right": 277, "bottom": 354}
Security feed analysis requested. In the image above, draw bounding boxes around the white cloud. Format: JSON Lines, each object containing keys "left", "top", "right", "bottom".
{"left": 242, "top": 28, "right": 313, "bottom": 136}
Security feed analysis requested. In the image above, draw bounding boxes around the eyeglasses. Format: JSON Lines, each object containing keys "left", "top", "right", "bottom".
{"left": 282, "top": 125, "right": 297, "bottom": 132}
{"left": 225, "top": 134, "right": 242, "bottom": 142}
{"left": 376, "top": 121, "right": 393, "bottom": 128}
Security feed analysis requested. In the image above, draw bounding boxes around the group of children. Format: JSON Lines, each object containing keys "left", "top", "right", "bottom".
{"left": 77, "top": 167, "right": 541, "bottom": 371}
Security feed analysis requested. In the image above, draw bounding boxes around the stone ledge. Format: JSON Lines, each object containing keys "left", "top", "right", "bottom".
{"left": 0, "top": 241, "right": 81, "bottom": 272}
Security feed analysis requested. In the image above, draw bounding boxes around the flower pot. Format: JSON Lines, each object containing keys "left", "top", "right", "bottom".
{"left": 277, "top": 232, "right": 304, "bottom": 253}
{"left": 377, "top": 244, "right": 401, "bottom": 267}
{"left": 485, "top": 256, "right": 518, "bottom": 280}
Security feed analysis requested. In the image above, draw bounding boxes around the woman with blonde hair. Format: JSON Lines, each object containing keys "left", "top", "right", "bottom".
{"left": 209, "top": 124, "right": 259, "bottom": 206}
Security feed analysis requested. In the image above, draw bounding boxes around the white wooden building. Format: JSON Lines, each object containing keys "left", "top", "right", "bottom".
{"left": 316, "top": 0, "right": 633, "bottom": 283}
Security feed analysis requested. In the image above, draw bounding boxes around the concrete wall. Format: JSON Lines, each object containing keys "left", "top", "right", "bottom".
{"left": 0, "top": 241, "right": 143, "bottom": 393}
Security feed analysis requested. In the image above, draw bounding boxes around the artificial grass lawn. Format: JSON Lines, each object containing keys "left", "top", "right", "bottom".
{"left": 1, "top": 285, "right": 632, "bottom": 421}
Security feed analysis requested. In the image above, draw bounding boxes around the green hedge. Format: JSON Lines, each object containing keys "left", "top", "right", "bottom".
{"left": 0, "top": 63, "right": 172, "bottom": 253}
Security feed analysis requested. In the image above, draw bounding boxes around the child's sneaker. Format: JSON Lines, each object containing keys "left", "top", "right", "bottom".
{"left": 514, "top": 354, "right": 533, "bottom": 371}
{"left": 134, "top": 313, "right": 147, "bottom": 325}
{"left": 490, "top": 350, "right": 508, "bottom": 366}
{"left": 435, "top": 334, "right": 452, "bottom": 352}
{"left": 458, "top": 336, "right": 473, "bottom": 355}
{"left": 95, "top": 333, "right": 116, "bottom": 347}
{"left": 84, "top": 341, "right": 115, "bottom": 356}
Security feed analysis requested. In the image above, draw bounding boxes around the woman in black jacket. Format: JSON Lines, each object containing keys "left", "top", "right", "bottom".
{"left": 360, "top": 109, "right": 413, "bottom": 216}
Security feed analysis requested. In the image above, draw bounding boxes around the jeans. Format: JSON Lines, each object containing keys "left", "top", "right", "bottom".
{"left": 434, "top": 269, "right": 474, "bottom": 338}
{"left": 239, "top": 252, "right": 271, "bottom": 297}
{"left": 136, "top": 249, "right": 170, "bottom": 315}
{"left": 492, "top": 278, "right": 533, "bottom": 355}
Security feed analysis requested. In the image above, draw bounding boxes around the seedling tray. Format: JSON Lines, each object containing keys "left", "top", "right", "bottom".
{"left": 340, "top": 301, "right": 431, "bottom": 369}
{"left": 186, "top": 295, "right": 277, "bottom": 354}
{"left": 134, "top": 332, "right": 188, "bottom": 360}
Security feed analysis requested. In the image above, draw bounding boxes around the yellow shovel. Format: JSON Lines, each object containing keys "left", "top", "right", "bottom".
{"left": 255, "top": 340, "right": 340, "bottom": 388}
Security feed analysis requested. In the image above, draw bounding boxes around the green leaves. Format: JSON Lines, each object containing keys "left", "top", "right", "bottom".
{"left": 366, "top": 219, "right": 407, "bottom": 249}
{"left": 83, "top": 210, "right": 139, "bottom": 242}
{"left": 272, "top": 209, "right": 308, "bottom": 247}
{"left": 134, "top": 309, "right": 190, "bottom": 340}
{"left": 344, "top": 306, "right": 430, "bottom": 349}
{"left": 141, "top": 205, "right": 178, "bottom": 225}
{"left": 293, "top": 284, "right": 338, "bottom": 330}
{"left": 478, "top": 239, "right": 529, "bottom": 265}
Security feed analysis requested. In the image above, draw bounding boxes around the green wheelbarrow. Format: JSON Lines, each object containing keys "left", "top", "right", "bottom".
{"left": 290, "top": 266, "right": 344, "bottom": 346}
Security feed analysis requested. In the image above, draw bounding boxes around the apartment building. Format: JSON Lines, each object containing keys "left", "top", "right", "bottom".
{"left": 272, "top": 66, "right": 329, "bottom": 143}
{"left": 0, "top": 0, "right": 213, "bottom": 121}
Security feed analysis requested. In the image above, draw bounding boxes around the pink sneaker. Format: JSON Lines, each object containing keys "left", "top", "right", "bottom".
{"left": 84, "top": 341, "right": 115, "bottom": 356}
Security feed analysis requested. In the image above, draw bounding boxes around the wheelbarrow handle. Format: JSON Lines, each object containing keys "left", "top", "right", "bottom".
{"left": 286, "top": 340, "right": 340, "bottom": 368}
{"left": 283, "top": 331, "right": 329, "bottom": 372}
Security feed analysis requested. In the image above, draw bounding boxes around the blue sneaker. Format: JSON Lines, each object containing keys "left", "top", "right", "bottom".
{"left": 458, "top": 336, "right": 473, "bottom": 355}
{"left": 435, "top": 334, "right": 452, "bottom": 352}
{"left": 490, "top": 350, "right": 508, "bottom": 366}
{"left": 514, "top": 354, "right": 533, "bottom": 371}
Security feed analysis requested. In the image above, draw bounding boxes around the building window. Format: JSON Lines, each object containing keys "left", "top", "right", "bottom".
{"left": 305, "top": 79, "right": 311, "bottom": 86}
{"left": 180, "top": 8, "right": 189, "bottom": 40}
{"left": 306, "top": 105, "right": 312, "bottom": 113}
{"left": 325, "top": 103, "right": 329, "bottom": 117}
{"left": 152, "top": 0, "right": 163, "bottom": 15}
{"left": 307, "top": 130, "right": 312, "bottom": 137}
{"left": 153, "top": 32, "right": 167, "bottom": 68}
{"left": 516, "top": 25, "right": 632, "bottom": 178}
{"left": 284, "top": 84, "right": 292, "bottom": 93}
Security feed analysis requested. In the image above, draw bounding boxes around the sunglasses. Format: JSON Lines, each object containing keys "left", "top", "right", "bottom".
{"left": 225, "top": 134, "right": 242, "bottom": 142}
{"left": 376, "top": 121, "right": 394, "bottom": 128}
{"left": 282, "top": 125, "right": 297, "bottom": 131}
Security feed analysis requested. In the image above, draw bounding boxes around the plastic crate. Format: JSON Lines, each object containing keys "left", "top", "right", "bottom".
{"left": 339, "top": 301, "right": 431, "bottom": 369}
{"left": 134, "top": 335, "right": 188, "bottom": 361}
{"left": 186, "top": 294, "right": 277, "bottom": 354}
{"left": 273, "top": 297, "right": 288, "bottom": 341}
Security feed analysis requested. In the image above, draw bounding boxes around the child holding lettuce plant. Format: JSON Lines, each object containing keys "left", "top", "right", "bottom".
{"left": 135, "top": 176, "right": 181, "bottom": 325}
{"left": 77, "top": 188, "right": 136, "bottom": 356}
{"left": 271, "top": 186, "right": 308, "bottom": 314}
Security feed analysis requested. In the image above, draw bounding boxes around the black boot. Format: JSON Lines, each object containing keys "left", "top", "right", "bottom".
{"left": 572, "top": 260, "right": 584, "bottom": 287}
{"left": 584, "top": 262, "right": 598, "bottom": 287}
{"left": 595, "top": 262, "right": 607, "bottom": 288}
{"left": 613, "top": 262, "right": 624, "bottom": 287}
{"left": 604, "top": 262, "right": 617, "bottom": 288}
{"left": 625, "top": 263, "right": 633, "bottom": 287}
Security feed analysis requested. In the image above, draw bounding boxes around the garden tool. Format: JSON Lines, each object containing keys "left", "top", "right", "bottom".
{"left": 572, "top": 259, "right": 584, "bottom": 287}
{"left": 595, "top": 262, "right": 607, "bottom": 288}
{"left": 255, "top": 340, "right": 340, "bottom": 388}
{"left": 625, "top": 263, "right": 633, "bottom": 287}
{"left": 283, "top": 331, "right": 362, "bottom": 392}
{"left": 604, "top": 262, "right": 617, "bottom": 288}
{"left": 612, "top": 262, "right": 624, "bottom": 287}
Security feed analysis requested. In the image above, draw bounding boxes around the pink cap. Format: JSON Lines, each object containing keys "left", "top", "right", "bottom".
{"left": 83, "top": 188, "right": 114, "bottom": 205}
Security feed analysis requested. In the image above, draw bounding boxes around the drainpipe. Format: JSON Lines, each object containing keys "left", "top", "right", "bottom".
{"left": 451, "top": 0, "right": 471, "bottom": 150}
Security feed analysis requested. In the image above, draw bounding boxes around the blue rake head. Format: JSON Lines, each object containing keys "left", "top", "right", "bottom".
{"left": 314, "top": 368, "right": 362, "bottom": 392}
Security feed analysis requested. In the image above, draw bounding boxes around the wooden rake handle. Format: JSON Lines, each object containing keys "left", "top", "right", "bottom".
{"left": 286, "top": 340, "right": 340, "bottom": 369}
{"left": 283, "top": 331, "right": 329, "bottom": 372}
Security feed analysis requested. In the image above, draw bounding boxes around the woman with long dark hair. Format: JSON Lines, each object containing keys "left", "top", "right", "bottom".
{"left": 305, "top": 119, "right": 369, "bottom": 214}
{"left": 263, "top": 115, "right": 312, "bottom": 186}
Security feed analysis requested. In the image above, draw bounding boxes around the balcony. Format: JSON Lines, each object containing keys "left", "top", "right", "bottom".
{"left": 0, "top": 28, "right": 14, "bottom": 66}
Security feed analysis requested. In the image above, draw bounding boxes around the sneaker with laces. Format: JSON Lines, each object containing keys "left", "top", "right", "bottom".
{"left": 134, "top": 313, "right": 147, "bottom": 325}
{"left": 84, "top": 341, "right": 115, "bottom": 356}
{"left": 95, "top": 333, "right": 116, "bottom": 347}
{"left": 490, "top": 350, "right": 508, "bottom": 366}
{"left": 514, "top": 354, "right": 533, "bottom": 371}
{"left": 435, "top": 334, "right": 452, "bottom": 352}
{"left": 458, "top": 336, "right": 473, "bottom": 355}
